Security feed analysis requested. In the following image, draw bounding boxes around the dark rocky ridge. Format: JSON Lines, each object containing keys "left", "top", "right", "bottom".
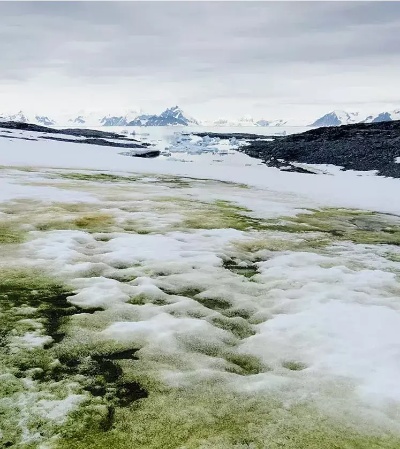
{"left": 198, "top": 120, "right": 400, "bottom": 178}
{"left": 0, "top": 120, "right": 160, "bottom": 157}
{"left": 0, "top": 120, "right": 132, "bottom": 139}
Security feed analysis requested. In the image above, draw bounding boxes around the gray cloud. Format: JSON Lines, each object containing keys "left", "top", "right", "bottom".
{"left": 0, "top": 1, "right": 399, "bottom": 119}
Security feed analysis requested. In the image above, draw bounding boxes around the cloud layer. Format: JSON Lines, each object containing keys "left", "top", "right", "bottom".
{"left": 1, "top": 2, "right": 399, "bottom": 120}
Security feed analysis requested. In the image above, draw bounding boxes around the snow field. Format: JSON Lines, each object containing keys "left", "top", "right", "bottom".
{"left": 0, "top": 167, "right": 400, "bottom": 447}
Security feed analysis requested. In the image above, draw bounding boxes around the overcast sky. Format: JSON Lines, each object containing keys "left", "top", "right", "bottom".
{"left": 0, "top": 1, "right": 399, "bottom": 121}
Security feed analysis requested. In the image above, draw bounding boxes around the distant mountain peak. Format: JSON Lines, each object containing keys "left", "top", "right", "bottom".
{"left": 100, "top": 115, "right": 128, "bottom": 127}
{"left": 127, "top": 106, "right": 199, "bottom": 126}
{"left": 311, "top": 109, "right": 400, "bottom": 127}
{"left": 69, "top": 116, "right": 86, "bottom": 125}
{"left": 311, "top": 110, "right": 361, "bottom": 127}
{"left": 207, "top": 116, "right": 286, "bottom": 127}
{"left": 35, "top": 115, "right": 56, "bottom": 126}
{"left": 10, "top": 111, "right": 29, "bottom": 123}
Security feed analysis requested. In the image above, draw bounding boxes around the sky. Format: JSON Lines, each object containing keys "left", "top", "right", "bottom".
{"left": 0, "top": 1, "right": 399, "bottom": 123}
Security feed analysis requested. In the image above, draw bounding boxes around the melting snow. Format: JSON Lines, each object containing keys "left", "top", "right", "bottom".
{"left": 0, "top": 128, "right": 400, "bottom": 445}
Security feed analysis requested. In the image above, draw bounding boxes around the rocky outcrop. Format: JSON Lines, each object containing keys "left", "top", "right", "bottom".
{"left": 200, "top": 120, "right": 400, "bottom": 178}
{"left": 0, "top": 121, "right": 159, "bottom": 157}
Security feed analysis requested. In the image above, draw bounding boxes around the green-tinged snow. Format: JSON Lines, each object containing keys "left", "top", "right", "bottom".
{"left": 56, "top": 386, "right": 400, "bottom": 449}
{"left": 262, "top": 208, "right": 400, "bottom": 245}
{"left": 1, "top": 167, "right": 400, "bottom": 448}
{"left": 0, "top": 222, "right": 26, "bottom": 244}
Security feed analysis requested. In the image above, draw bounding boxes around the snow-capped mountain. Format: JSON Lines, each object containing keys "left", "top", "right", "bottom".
{"left": 210, "top": 117, "right": 254, "bottom": 127}
{"left": 310, "top": 109, "right": 400, "bottom": 127}
{"left": 35, "top": 116, "right": 56, "bottom": 126}
{"left": 100, "top": 116, "right": 128, "bottom": 127}
{"left": 210, "top": 118, "right": 234, "bottom": 127}
{"left": 68, "top": 116, "right": 87, "bottom": 125}
{"left": 68, "top": 106, "right": 198, "bottom": 127}
{"left": 2, "top": 107, "right": 398, "bottom": 129}
{"left": 364, "top": 109, "right": 400, "bottom": 123}
{"left": 208, "top": 116, "right": 287, "bottom": 127}
{"left": 127, "top": 114, "right": 153, "bottom": 126}
{"left": 310, "top": 110, "right": 362, "bottom": 127}
{"left": 128, "top": 106, "right": 199, "bottom": 126}
{"left": 159, "top": 106, "right": 199, "bottom": 126}
{"left": 0, "top": 107, "right": 200, "bottom": 127}
{"left": 100, "top": 110, "right": 142, "bottom": 127}
{"left": 0, "top": 111, "right": 30, "bottom": 123}
{"left": 256, "top": 119, "right": 287, "bottom": 127}
{"left": 66, "top": 110, "right": 109, "bottom": 127}
{"left": 236, "top": 116, "right": 256, "bottom": 126}
{"left": 0, "top": 111, "right": 56, "bottom": 126}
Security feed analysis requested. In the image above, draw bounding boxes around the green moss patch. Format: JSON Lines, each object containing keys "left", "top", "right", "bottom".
{"left": 225, "top": 353, "right": 267, "bottom": 375}
{"left": 54, "top": 384, "right": 400, "bottom": 449}
{"left": 223, "top": 307, "right": 253, "bottom": 320}
{"left": 196, "top": 296, "right": 232, "bottom": 311}
{"left": 160, "top": 287, "right": 203, "bottom": 299}
{"left": 0, "top": 222, "right": 25, "bottom": 244}
{"left": 211, "top": 316, "right": 256, "bottom": 340}
{"left": 155, "top": 177, "right": 192, "bottom": 188}
{"left": 263, "top": 208, "right": 400, "bottom": 246}
{"left": 36, "top": 213, "right": 115, "bottom": 233}
{"left": 128, "top": 293, "right": 169, "bottom": 307}
{"left": 73, "top": 214, "right": 115, "bottom": 232}
{"left": 282, "top": 361, "right": 308, "bottom": 371}
{"left": 181, "top": 200, "right": 262, "bottom": 232}
{"left": 56, "top": 172, "right": 140, "bottom": 183}
{"left": 0, "top": 270, "right": 73, "bottom": 343}
{"left": 384, "top": 252, "right": 400, "bottom": 263}
{"left": 0, "top": 199, "right": 117, "bottom": 235}
{"left": 223, "top": 259, "right": 258, "bottom": 278}
{"left": 235, "top": 235, "right": 331, "bottom": 255}
{"left": 0, "top": 268, "right": 150, "bottom": 447}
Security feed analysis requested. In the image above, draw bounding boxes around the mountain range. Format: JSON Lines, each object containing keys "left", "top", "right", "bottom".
{"left": 1, "top": 106, "right": 399, "bottom": 128}
{"left": 310, "top": 109, "right": 400, "bottom": 127}
{"left": 0, "top": 106, "right": 289, "bottom": 128}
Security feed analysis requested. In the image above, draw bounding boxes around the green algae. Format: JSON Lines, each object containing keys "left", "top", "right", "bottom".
{"left": 225, "top": 353, "right": 267, "bottom": 375}
{"left": 2, "top": 169, "right": 400, "bottom": 447}
{"left": 0, "top": 269, "right": 78, "bottom": 446}
{"left": 196, "top": 296, "right": 232, "bottom": 311}
{"left": 223, "top": 259, "right": 258, "bottom": 278}
{"left": 385, "top": 252, "right": 400, "bottom": 263}
{"left": 149, "top": 197, "right": 263, "bottom": 232}
{"left": 0, "top": 199, "right": 118, "bottom": 235}
{"left": 128, "top": 293, "right": 169, "bottom": 307}
{"left": 161, "top": 287, "right": 203, "bottom": 299}
{"left": 234, "top": 235, "right": 331, "bottom": 255}
{"left": 95, "top": 234, "right": 113, "bottom": 242}
{"left": 214, "top": 200, "right": 252, "bottom": 213}
{"left": 155, "top": 177, "right": 192, "bottom": 188}
{"left": 36, "top": 213, "right": 115, "bottom": 233}
{"left": 263, "top": 208, "right": 400, "bottom": 246}
{"left": 211, "top": 316, "right": 256, "bottom": 340}
{"left": 0, "top": 270, "right": 72, "bottom": 342}
{"left": 0, "top": 268, "right": 148, "bottom": 447}
{"left": 54, "top": 384, "right": 400, "bottom": 449}
{"left": 181, "top": 201, "right": 261, "bottom": 232}
{"left": 282, "top": 361, "right": 308, "bottom": 371}
{"left": 1, "top": 199, "right": 90, "bottom": 217}
{"left": 122, "top": 220, "right": 152, "bottom": 234}
{"left": 56, "top": 172, "right": 140, "bottom": 183}
{"left": 0, "top": 222, "right": 26, "bottom": 244}
{"left": 223, "top": 307, "right": 253, "bottom": 320}
{"left": 177, "top": 201, "right": 400, "bottom": 242}
{"left": 52, "top": 349, "right": 147, "bottom": 406}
